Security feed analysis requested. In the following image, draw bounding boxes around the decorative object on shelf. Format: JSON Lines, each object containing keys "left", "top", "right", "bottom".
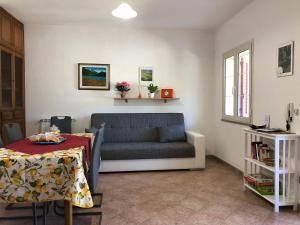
{"left": 115, "top": 81, "right": 131, "bottom": 98}
{"left": 161, "top": 89, "right": 174, "bottom": 98}
{"left": 78, "top": 63, "right": 110, "bottom": 90}
{"left": 147, "top": 83, "right": 158, "bottom": 98}
{"left": 139, "top": 67, "right": 153, "bottom": 86}
{"left": 277, "top": 41, "right": 294, "bottom": 77}
{"left": 138, "top": 82, "right": 142, "bottom": 98}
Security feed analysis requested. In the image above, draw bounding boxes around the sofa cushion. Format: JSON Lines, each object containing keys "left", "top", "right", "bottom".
{"left": 104, "top": 128, "right": 158, "bottom": 143}
{"left": 158, "top": 125, "right": 186, "bottom": 143}
{"left": 90, "top": 113, "right": 185, "bottom": 142}
{"left": 101, "top": 142, "right": 195, "bottom": 160}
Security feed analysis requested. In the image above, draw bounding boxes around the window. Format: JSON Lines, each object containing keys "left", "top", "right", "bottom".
{"left": 222, "top": 41, "right": 253, "bottom": 124}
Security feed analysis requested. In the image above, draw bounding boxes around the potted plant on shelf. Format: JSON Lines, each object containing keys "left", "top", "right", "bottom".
{"left": 147, "top": 83, "right": 158, "bottom": 98}
{"left": 115, "top": 81, "right": 131, "bottom": 98}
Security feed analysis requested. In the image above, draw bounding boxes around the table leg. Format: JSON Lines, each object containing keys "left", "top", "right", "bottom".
{"left": 64, "top": 200, "right": 73, "bottom": 225}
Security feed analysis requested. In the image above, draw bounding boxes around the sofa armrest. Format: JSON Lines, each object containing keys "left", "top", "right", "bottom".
{"left": 186, "top": 130, "right": 205, "bottom": 168}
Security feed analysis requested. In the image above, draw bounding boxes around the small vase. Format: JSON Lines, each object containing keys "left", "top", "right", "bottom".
{"left": 148, "top": 93, "right": 155, "bottom": 98}
{"left": 120, "top": 92, "right": 126, "bottom": 98}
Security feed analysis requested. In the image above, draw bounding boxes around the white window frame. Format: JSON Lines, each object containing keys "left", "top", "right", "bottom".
{"left": 222, "top": 41, "right": 253, "bottom": 125}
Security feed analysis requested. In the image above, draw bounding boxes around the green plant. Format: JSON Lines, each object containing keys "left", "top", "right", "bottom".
{"left": 147, "top": 83, "right": 158, "bottom": 93}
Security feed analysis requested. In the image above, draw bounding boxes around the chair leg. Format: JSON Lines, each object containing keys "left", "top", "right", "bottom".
{"left": 53, "top": 201, "right": 102, "bottom": 225}
{"left": 53, "top": 201, "right": 64, "bottom": 217}
{"left": 32, "top": 203, "right": 37, "bottom": 225}
{"left": 92, "top": 192, "right": 103, "bottom": 208}
{"left": 6, "top": 203, "right": 44, "bottom": 210}
{"left": 43, "top": 202, "right": 47, "bottom": 225}
{"left": 0, "top": 203, "right": 49, "bottom": 221}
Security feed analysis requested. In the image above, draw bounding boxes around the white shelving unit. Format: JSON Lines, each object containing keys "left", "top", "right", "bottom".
{"left": 244, "top": 128, "right": 299, "bottom": 212}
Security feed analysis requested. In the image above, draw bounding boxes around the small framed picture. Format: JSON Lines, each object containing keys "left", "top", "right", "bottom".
{"left": 78, "top": 63, "right": 110, "bottom": 90}
{"left": 139, "top": 67, "right": 153, "bottom": 86}
{"left": 277, "top": 41, "right": 294, "bottom": 77}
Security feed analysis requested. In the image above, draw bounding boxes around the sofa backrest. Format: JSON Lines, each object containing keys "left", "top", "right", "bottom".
{"left": 90, "top": 113, "right": 185, "bottom": 143}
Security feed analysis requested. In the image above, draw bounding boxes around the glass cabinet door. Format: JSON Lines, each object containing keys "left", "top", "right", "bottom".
{"left": 1, "top": 49, "right": 13, "bottom": 108}
{"left": 15, "top": 55, "right": 23, "bottom": 107}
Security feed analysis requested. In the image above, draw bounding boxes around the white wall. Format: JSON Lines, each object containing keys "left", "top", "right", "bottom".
{"left": 25, "top": 25, "right": 215, "bottom": 154}
{"left": 213, "top": 0, "right": 300, "bottom": 170}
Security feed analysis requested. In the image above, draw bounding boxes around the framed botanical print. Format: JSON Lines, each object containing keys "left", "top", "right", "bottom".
{"left": 277, "top": 41, "right": 294, "bottom": 77}
{"left": 139, "top": 67, "right": 153, "bottom": 86}
{"left": 78, "top": 63, "right": 110, "bottom": 90}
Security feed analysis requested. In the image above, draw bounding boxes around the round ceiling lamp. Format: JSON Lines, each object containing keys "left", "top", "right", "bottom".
{"left": 112, "top": 3, "right": 137, "bottom": 20}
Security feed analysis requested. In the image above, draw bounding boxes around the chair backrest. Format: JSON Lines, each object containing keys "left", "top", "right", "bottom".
{"left": 89, "top": 126, "right": 104, "bottom": 194}
{"left": 0, "top": 136, "right": 3, "bottom": 148}
{"left": 3, "top": 123, "right": 24, "bottom": 144}
{"left": 50, "top": 116, "right": 72, "bottom": 133}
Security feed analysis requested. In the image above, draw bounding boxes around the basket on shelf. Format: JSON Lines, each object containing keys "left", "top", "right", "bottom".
{"left": 244, "top": 174, "right": 282, "bottom": 195}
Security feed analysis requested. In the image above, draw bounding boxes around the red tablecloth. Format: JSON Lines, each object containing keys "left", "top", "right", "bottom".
{"left": 5, "top": 134, "right": 92, "bottom": 162}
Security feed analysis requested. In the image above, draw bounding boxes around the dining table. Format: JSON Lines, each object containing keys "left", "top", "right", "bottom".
{"left": 0, "top": 133, "right": 94, "bottom": 225}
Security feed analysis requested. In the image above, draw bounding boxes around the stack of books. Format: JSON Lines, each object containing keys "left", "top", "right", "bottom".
{"left": 251, "top": 142, "right": 275, "bottom": 166}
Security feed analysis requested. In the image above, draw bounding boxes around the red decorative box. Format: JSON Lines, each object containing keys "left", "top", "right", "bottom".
{"left": 161, "top": 89, "right": 174, "bottom": 98}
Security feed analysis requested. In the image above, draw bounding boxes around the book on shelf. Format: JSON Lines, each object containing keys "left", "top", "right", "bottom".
{"left": 251, "top": 142, "right": 274, "bottom": 162}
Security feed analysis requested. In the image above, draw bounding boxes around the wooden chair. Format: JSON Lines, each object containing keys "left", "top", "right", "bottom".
{"left": 54, "top": 126, "right": 104, "bottom": 222}
{"left": 0, "top": 136, "right": 3, "bottom": 147}
{"left": 50, "top": 116, "right": 72, "bottom": 133}
{"left": 3, "top": 123, "right": 23, "bottom": 144}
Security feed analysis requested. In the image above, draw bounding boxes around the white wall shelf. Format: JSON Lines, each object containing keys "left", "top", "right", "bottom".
{"left": 244, "top": 128, "right": 299, "bottom": 212}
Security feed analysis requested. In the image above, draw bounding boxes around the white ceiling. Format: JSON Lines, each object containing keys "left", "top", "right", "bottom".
{"left": 0, "top": 0, "right": 253, "bottom": 29}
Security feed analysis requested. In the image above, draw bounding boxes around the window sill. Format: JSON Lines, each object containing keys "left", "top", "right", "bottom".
{"left": 221, "top": 118, "right": 251, "bottom": 126}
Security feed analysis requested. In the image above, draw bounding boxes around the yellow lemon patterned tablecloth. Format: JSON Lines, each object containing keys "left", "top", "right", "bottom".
{"left": 0, "top": 147, "right": 93, "bottom": 208}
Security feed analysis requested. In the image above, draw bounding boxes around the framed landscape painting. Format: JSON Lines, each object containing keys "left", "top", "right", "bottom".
{"left": 78, "top": 63, "right": 110, "bottom": 90}
{"left": 139, "top": 67, "right": 153, "bottom": 86}
{"left": 277, "top": 41, "right": 294, "bottom": 77}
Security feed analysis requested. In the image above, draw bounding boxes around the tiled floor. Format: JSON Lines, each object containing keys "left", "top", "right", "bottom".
{"left": 1, "top": 157, "right": 300, "bottom": 225}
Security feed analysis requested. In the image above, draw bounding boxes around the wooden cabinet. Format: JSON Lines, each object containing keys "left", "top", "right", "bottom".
{"left": 0, "top": 8, "right": 24, "bottom": 53}
{"left": 13, "top": 21, "right": 24, "bottom": 54}
{"left": 14, "top": 54, "right": 24, "bottom": 107}
{"left": 0, "top": 7, "right": 25, "bottom": 142}
{"left": 0, "top": 10, "right": 13, "bottom": 47}
{"left": 1, "top": 47, "right": 13, "bottom": 108}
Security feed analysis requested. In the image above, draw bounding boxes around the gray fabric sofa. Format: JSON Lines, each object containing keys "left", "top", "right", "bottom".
{"left": 90, "top": 113, "right": 205, "bottom": 172}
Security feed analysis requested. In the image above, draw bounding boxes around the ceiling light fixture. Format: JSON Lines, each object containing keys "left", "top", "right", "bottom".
{"left": 112, "top": 3, "right": 137, "bottom": 20}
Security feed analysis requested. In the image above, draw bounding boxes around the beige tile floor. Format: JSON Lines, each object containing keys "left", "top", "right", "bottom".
{"left": 1, "top": 157, "right": 300, "bottom": 225}
{"left": 99, "top": 157, "right": 300, "bottom": 225}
